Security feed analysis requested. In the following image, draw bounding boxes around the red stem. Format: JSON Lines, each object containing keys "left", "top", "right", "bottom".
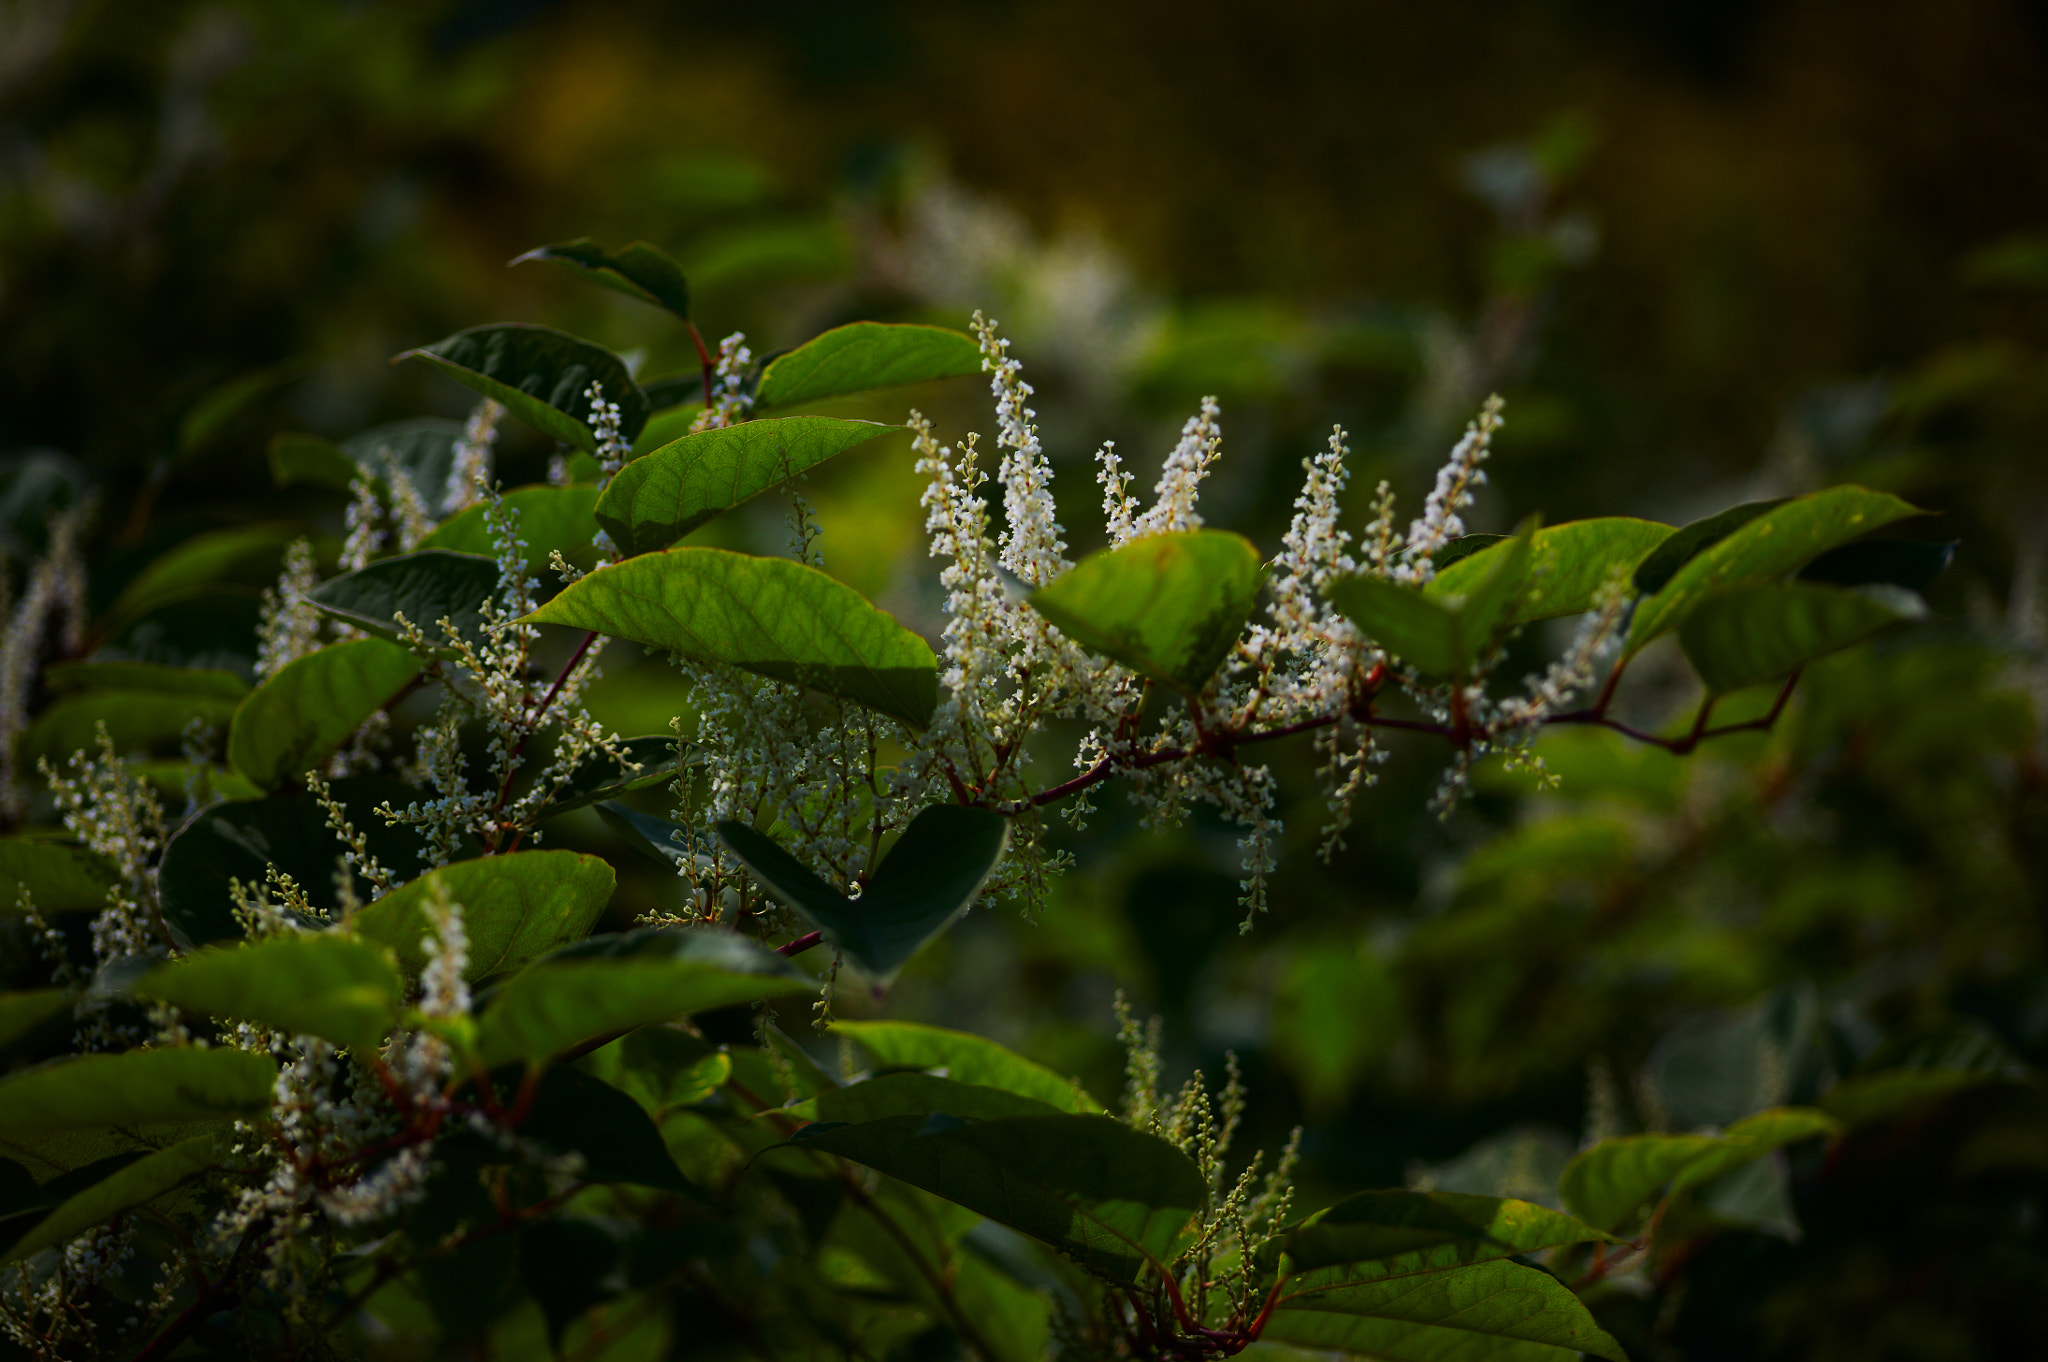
{"left": 777, "top": 930, "right": 823, "bottom": 957}
{"left": 686, "top": 320, "right": 716, "bottom": 409}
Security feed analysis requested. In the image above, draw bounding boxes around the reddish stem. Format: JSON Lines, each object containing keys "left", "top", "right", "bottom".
{"left": 686, "top": 320, "right": 716, "bottom": 409}
{"left": 777, "top": 930, "right": 823, "bottom": 958}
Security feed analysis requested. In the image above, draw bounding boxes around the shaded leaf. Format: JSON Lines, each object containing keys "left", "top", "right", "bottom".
{"left": 394, "top": 324, "right": 648, "bottom": 451}
{"left": 581, "top": 1027, "right": 732, "bottom": 1114}
{"left": 416, "top": 484, "right": 602, "bottom": 573}
{"left": 44, "top": 661, "right": 247, "bottom": 699}
{"left": 1631, "top": 499, "right": 1789, "bottom": 596}
{"left": 1677, "top": 582, "right": 1925, "bottom": 693}
{"left": 530, "top": 736, "right": 693, "bottom": 819}
{"left": 514, "top": 1065, "right": 695, "bottom": 1194}
{"left": 1, "top": 1135, "right": 215, "bottom": 1264}
{"left": 0, "top": 1048, "right": 274, "bottom": 1142}
{"left": 0, "top": 990, "right": 73, "bottom": 1053}
{"left": 136, "top": 934, "right": 406, "bottom": 1055}
{"left": 21, "top": 690, "right": 241, "bottom": 765}
{"left": 518, "top": 1217, "right": 625, "bottom": 1349}
{"left": 719, "top": 805, "right": 1010, "bottom": 984}
{"left": 527, "top": 547, "right": 938, "bottom": 728}
{"left": 1558, "top": 1133, "right": 1723, "bottom": 1232}
{"left": 1332, "top": 528, "right": 1533, "bottom": 678}
{"left": 753, "top": 322, "right": 982, "bottom": 410}
{"left": 514, "top": 237, "right": 691, "bottom": 320}
{"left": 0, "top": 839, "right": 120, "bottom": 914}
{"left": 1798, "top": 537, "right": 1957, "bottom": 591}
{"left": 1667, "top": 1107, "right": 1840, "bottom": 1196}
{"left": 308, "top": 549, "right": 501, "bottom": 656}
{"left": 597, "top": 417, "right": 895, "bottom": 556}
{"left": 93, "top": 594, "right": 261, "bottom": 679}
{"left": 1266, "top": 1258, "right": 1628, "bottom": 1362}
{"left": 268, "top": 417, "right": 463, "bottom": 497}
{"left": 348, "top": 851, "right": 615, "bottom": 980}
{"left": 106, "top": 524, "right": 297, "bottom": 625}
{"left": 595, "top": 802, "right": 708, "bottom": 869}
{"left": 1430, "top": 517, "right": 1672, "bottom": 624}
{"left": 834, "top": 1021, "right": 1101, "bottom": 1114}
{"left": 1028, "top": 531, "right": 1264, "bottom": 695}
{"left": 1280, "top": 1190, "right": 1617, "bottom": 1273}
{"left": 227, "top": 638, "right": 422, "bottom": 790}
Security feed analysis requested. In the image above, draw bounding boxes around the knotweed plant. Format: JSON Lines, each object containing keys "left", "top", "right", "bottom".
{"left": 0, "top": 235, "right": 1939, "bottom": 1361}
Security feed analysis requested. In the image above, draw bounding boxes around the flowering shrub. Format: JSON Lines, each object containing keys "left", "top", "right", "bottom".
{"left": 0, "top": 239, "right": 1955, "bottom": 1360}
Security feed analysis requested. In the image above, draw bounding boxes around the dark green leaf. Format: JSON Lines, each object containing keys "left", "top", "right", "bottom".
{"left": 106, "top": 524, "right": 297, "bottom": 625}
{"left": 1666, "top": 1108, "right": 1840, "bottom": 1196}
{"left": 472, "top": 933, "right": 811, "bottom": 1068}
{"left": 0, "top": 1048, "right": 274, "bottom": 1142}
{"left": 594, "top": 802, "right": 708, "bottom": 869}
{"left": 1558, "top": 1133, "right": 1723, "bottom": 1232}
{"left": 526, "top": 548, "right": 939, "bottom": 728}
{"left": 754, "top": 322, "right": 983, "bottom": 410}
{"left": 269, "top": 418, "right": 464, "bottom": 497}
{"left": 308, "top": 549, "right": 501, "bottom": 656}
{"left": 1280, "top": 1191, "right": 1618, "bottom": 1273}
{"left": 393, "top": 324, "right": 648, "bottom": 451}
{"left": 1266, "top": 1258, "right": 1628, "bottom": 1362}
{"left": 1, "top": 1135, "right": 215, "bottom": 1264}
{"left": 266, "top": 432, "right": 359, "bottom": 492}
{"left": 833, "top": 1021, "right": 1101, "bottom": 1114}
{"left": 416, "top": 484, "right": 603, "bottom": 572}
{"left": 1797, "top": 538, "right": 1957, "bottom": 591}
{"left": 21, "top": 690, "right": 241, "bottom": 766}
{"left": 1432, "top": 534, "right": 1508, "bottom": 570}
{"left": 638, "top": 374, "right": 704, "bottom": 411}
{"left": 0, "top": 990, "right": 74, "bottom": 1052}
{"left": 44, "top": 661, "right": 247, "bottom": 699}
{"left": 227, "top": 639, "right": 423, "bottom": 790}
{"left": 1631, "top": 499, "right": 1789, "bottom": 596}
{"left": 719, "top": 804, "right": 1010, "bottom": 984}
{"left": 514, "top": 237, "right": 691, "bottom": 321}
{"left": 0, "top": 839, "right": 120, "bottom": 914}
{"left": 1331, "top": 527, "right": 1532, "bottom": 679}
{"left": 1677, "top": 582, "right": 1924, "bottom": 694}
{"left": 1028, "top": 531, "right": 1264, "bottom": 695}
{"left": 531, "top": 737, "right": 693, "bottom": 819}
{"left": 348, "top": 850, "right": 616, "bottom": 980}
{"left": 157, "top": 778, "right": 427, "bottom": 948}
{"left": 515, "top": 1065, "right": 695, "bottom": 1195}
{"left": 1430, "top": 517, "right": 1672, "bottom": 624}
{"left": 518, "top": 1217, "right": 625, "bottom": 1349}
{"left": 135, "top": 934, "right": 406, "bottom": 1055}
{"left": 1625, "top": 486, "right": 1922, "bottom": 655}
{"left": 596, "top": 417, "right": 895, "bottom": 556}
{"left": 174, "top": 367, "right": 294, "bottom": 461}
{"left": 93, "top": 594, "right": 261, "bottom": 680}
{"left": 581, "top": 1027, "right": 732, "bottom": 1114}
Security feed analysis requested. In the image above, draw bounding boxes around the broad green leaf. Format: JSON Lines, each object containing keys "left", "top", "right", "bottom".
{"left": 1, "top": 1135, "right": 216, "bottom": 1263}
{"left": 308, "top": 549, "right": 501, "bottom": 656}
{"left": 513, "top": 237, "right": 691, "bottom": 320}
{"left": 1028, "top": 531, "right": 1264, "bottom": 695}
{"left": 157, "top": 777, "right": 427, "bottom": 948}
{"left": 174, "top": 366, "right": 295, "bottom": 461}
{"left": 719, "top": 804, "right": 1010, "bottom": 984}
{"left": 135, "top": 934, "right": 406, "bottom": 1055}
{"left": 348, "top": 851, "right": 615, "bottom": 980}
{"left": 579, "top": 1027, "right": 732, "bottom": 1114}
{"left": 526, "top": 547, "right": 938, "bottom": 728}
{"left": 833, "top": 1021, "right": 1101, "bottom": 1113}
{"left": 21, "top": 690, "right": 241, "bottom": 765}
{"left": 394, "top": 325, "right": 648, "bottom": 452}
{"left": 473, "top": 933, "right": 811, "bottom": 1068}
{"left": 416, "top": 484, "right": 603, "bottom": 572}
{"left": 0, "top": 990, "right": 73, "bottom": 1050}
{"left": 1798, "top": 538, "right": 1956, "bottom": 591}
{"left": 1433, "top": 534, "right": 1509, "bottom": 570}
{"left": 0, "top": 1048, "right": 275, "bottom": 1142}
{"left": 128, "top": 762, "right": 262, "bottom": 805}
{"left": 93, "top": 594, "right": 261, "bottom": 680}
{"left": 1678, "top": 581, "right": 1925, "bottom": 693}
{"left": 632, "top": 400, "right": 705, "bottom": 455}
{"left": 107, "top": 524, "right": 297, "bottom": 625}
{"left": 1266, "top": 1258, "right": 1627, "bottom": 1362}
{"left": 595, "top": 802, "right": 707, "bottom": 869}
{"left": 639, "top": 373, "right": 705, "bottom": 411}
{"left": 1331, "top": 529, "right": 1533, "bottom": 678}
{"left": 266, "top": 431, "right": 359, "bottom": 491}
{"left": 788, "top": 1073, "right": 1206, "bottom": 1283}
{"left": 1430, "top": 517, "right": 1672, "bottom": 624}
{"left": 1632, "top": 499, "right": 1789, "bottom": 595}
{"left": 44, "top": 661, "right": 247, "bottom": 699}
{"left": 1280, "top": 1191, "right": 1618, "bottom": 1273}
{"left": 496, "top": 1065, "right": 696, "bottom": 1195}
{"left": 1558, "top": 1133, "right": 1723, "bottom": 1231}
{"left": 0, "top": 839, "right": 119, "bottom": 914}
{"left": 1667, "top": 1107, "right": 1840, "bottom": 1195}
{"left": 227, "top": 639, "right": 423, "bottom": 790}
{"left": 529, "top": 736, "right": 694, "bottom": 819}
{"left": 753, "top": 322, "right": 982, "bottom": 410}
{"left": 269, "top": 417, "right": 463, "bottom": 496}
{"left": 1820, "top": 1068, "right": 2001, "bottom": 1126}
{"left": 596, "top": 417, "right": 895, "bottom": 556}
{"left": 1625, "top": 486, "right": 1921, "bottom": 654}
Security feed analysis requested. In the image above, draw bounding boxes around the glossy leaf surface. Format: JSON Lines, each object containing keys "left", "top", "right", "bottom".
{"left": 1631, "top": 499, "right": 1789, "bottom": 595}
{"left": 834, "top": 1021, "right": 1101, "bottom": 1113}
{"left": 527, "top": 547, "right": 938, "bottom": 728}
{"left": 1266, "top": 1258, "right": 1628, "bottom": 1362}
{"left": 227, "top": 638, "right": 422, "bottom": 790}
{"left": 1430, "top": 517, "right": 1671, "bottom": 624}
{"left": 136, "top": 934, "right": 406, "bottom": 1055}
{"left": 1677, "top": 581, "right": 1924, "bottom": 693}
{"left": 513, "top": 237, "right": 690, "bottom": 320}
{"left": 753, "top": 322, "right": 982, "bottom": 410}
{"left": 1, "top": 1135, "right": 216, "bottom": 1264}
{"left": 348, "top": 851, "right": 615, "bottom": 980}
{"left": 308, "top": 549, "right": 501, "bottom": 656}
{"left": 395, "top": 324, "right": 647, "bottom": 451}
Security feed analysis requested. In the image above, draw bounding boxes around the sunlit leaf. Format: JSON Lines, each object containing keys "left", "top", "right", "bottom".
{"left": 136, "top": 934, "right": 406, "bottom": 1056}
{"left": 513, "top": 237, "right": 691, "bottom": 321}
{"left": 526, "top": 547, "right": 938, "bottom": 728}
{"left": 308, "top": 549, "right": 501, "bottom": 657}
{"left": 753, "top": 322, "right": 983, "bottom": 410}
{"left": 1632, "top": 499, "right": 1789, "bottom": 595}
{"left": 1331, "top": 527, "right": 1533, "bottom": 678}
{"left": 348, "top": 851, "right": 615, "bottom": 980}
{"left": 597, "top": 417, "right": 895, "bottom": 556}
{"left": 719, "top": 805, "right": 1009, "bottom": 984}
{"left": 1430, "top": 517, "right": 1671, "bottom": 624}
{"left": 394, "top": 324, "right": 647, "bottom": 452}
{"left": 1029, "top": 531, "right": 1264, "bottom": 695}
{"left": 833, "top": 1021, "right": 1101, "bottom": 1114}
{"left": 227, "top": 639, "right": 423, "bottom": 790}
{"left": 1667, "top": 1107, "right": 1840, "bottom": 1195}
{"left": 1266, "top": 1257, "right": 1628, "bottom": 1362}
{"left": 1279, "top": 1190, "right": 1618, "bottom": 1273}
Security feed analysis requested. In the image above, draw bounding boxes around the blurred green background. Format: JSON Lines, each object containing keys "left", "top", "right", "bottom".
{"left": 4, "top": 2, "right": 2046, "bottom": 1357}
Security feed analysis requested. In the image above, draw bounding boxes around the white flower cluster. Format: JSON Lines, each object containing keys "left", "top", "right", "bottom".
{"left": 690, "top": 332, "right": 755, "bottom": 433}
{"left": 441, "top": 396, "right": 503, "bottom": 515}
{"left": 0, "top": 499, "right": 91, "bottom": 816}
{"left": 255, "top": 536, "right": 323, "bottom": 680}
{"left": 586, "top": 381, "right": 630, "bottom": 483}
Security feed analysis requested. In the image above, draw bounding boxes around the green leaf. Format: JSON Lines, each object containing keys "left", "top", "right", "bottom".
{"left": 93, "top": 594, "right": 261, "bottom": 680}
{"left": 787, "top": 1073, "right": 1206, "bottom": 1284}
{"left": 1280, "top": 1191, "right": 1618, "bottom": 1273}
{"left": 597, "top": 417, "right": 896, "bottom": 556}
{"left": 308, "top": 549, "right": 501, "bottom": 656}
{"left": 44, "top": 661, "right": 247, "bottom": 700}
{"left": 174, "top": 366, "right": 295, "bottom": 461}
{"left": 1797, "top": 538, "right": 1956, "bottom": 591}
{"left": 1331, "top": 528, "right": 1533, "bottom": 679}
{"left": 269, "top": 417, "right": 463, "bottom": 496}
{"left": 21, "top": 691, "right": 242, "bottom": 766}
{"left": 833, "top": 1021, "right": 1101, "bottom": 1114}
{"left": 1677, "top": 582, "right": 1925, "bottom": 693}
{"left": 227, "top": 639, "right": 423, "bottom": 790}
{"left": 393, "top": 325, "right": 648, "bottom": 452}
{"left": 416, "top": 484, "right": 603, "bottom": 573}
{"left": 472, "top": 933, "right": 811, "bottom": 1068}
{"left": 107, "top": 524, "right": 297, "bottom": 625}
{"left": 1631, "top": 499, "right": 1789, "bottom": 596}
{"left": 348, "top": 851, "right": 615, "bottom": 980}
{"left": 0, "top": 990, "right": 74, "bottom": 1051}
{"left": 513, "top": 237, "right": 691, "bottom": 321}
{"left": 595, "top": 802, "right": 707, "bottom": 870}
{"left": 1558, "top": 1133, "right": 1723, "bottom": 1232}
{"left": 135, "top": 934, "right": 406, "bottom": 1055}
{"left": 1625, "top": 486, "right": 1922, "bottom": 655}
{"left": 1666, "top": 1108, "right": 1840, "bottom": 1196}
{"left": 1265, "top": 1258, "right": 1628, "bottom": 1362}
{"left": 0, "top": 1048, "right": 275, "bottom": 1142}
{"left": 530, "top": 736, "right": 693, "bottom": 819}
{"left": 581, "top": 1027, "right": 732, "bottom": 1114}
{"left": 753, "top": 322, "right": 983, "bottom": 410}
{"left": 631, "top": 400, "right": 705, "bottom": 456}
{"left": 157, "top": 778, "right": 427, "bottom": 948}
{"left": 512, "top": 1065, "right": 695, "bottom": 1195}
{"left": 526, "top": 547, "right": 938, "bottom": 728}
{"left": 0, "top": 839, "right": 120, "bottom": 914}
{"left": 719, "top": 804, "right": 1010, "bottom": 984}
{"left": 1, "top": 1134, "right": 216, "bottom": 1264}
{"left": 266, "top": 431, "right": 360, "bottom": 492}
{"left": 1432, "top": 535, "right": 1509, "bottom": 571}
{"left": 1028, "top": 531, "right": 1264, "bottom": 695}
{"left": 1430, "top": 517, "right": 1672, "bottom": 624}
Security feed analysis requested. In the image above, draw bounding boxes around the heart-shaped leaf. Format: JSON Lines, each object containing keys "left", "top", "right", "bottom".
{"left": 393, "top": 324, "right": 647, "bottom": 452}
{"left": 719, "top": 804, "right": 1009, "bottom": 984}
{"left": 227, "top": 638, "right": 423, "bottom": 790}
{"left": 513, "top": 238, "right": 691, "bottom": 321}
{"left": 753, "top": 322, "right": 983, "bottom": 411}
